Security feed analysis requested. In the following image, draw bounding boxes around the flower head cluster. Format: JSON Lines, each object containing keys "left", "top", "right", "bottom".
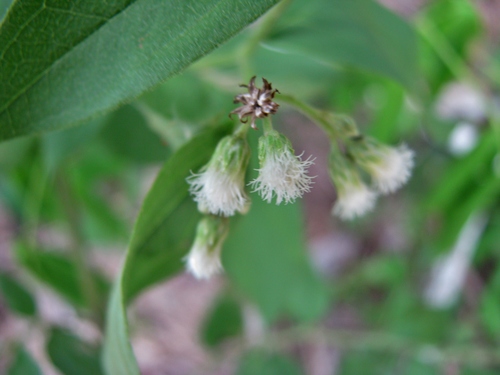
{"left": 187, "top": 135, "right": 250, "bottom": 216}
{"left": 250, "top": 130, "right": 314, "bottom": 204}
{"left": 329, "top": 148, "right": 377, "bottom": 220}
{"left": 230, "top": 76, "right": 280, "bottom": 129}
{"left": 347, "top": 137, "right": 414, "bottom": 195}
{"left": 185, "top": 216, "right": 229, "bottom": 280}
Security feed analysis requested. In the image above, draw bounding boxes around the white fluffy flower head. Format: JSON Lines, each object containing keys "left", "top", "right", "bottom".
{"left": 349, "top": 137, "right": 414, "bottom": 194}
{"left": 187, "top": 135, "right": 250, "bottom": 216}
{"left": 185, "top": 216, "right": 229, "bottom": 280}
{"left": 250, "top": 130, "right": 314, "bottom": 204}
{"left": 329, "top": 149, "right": 377, "bottom": 220}
{"left": 333, "top": 182, "right": 377, "bottom": 220}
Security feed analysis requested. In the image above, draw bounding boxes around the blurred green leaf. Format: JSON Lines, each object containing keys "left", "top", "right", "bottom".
{"left": 262, "top": 0, "right": 419, "bottom": 91}
{"left": 357, "top": 255, "right": 407, "bottom": 287}
{"left": 103, "top": 124, "right": 232, "bottom": 375}
{"left": 16, "top": 246, "right": 109, "bottom": 311}
{"left": 47, "top": 327, "right": 104, "bottom": 375}
{"left": 201, "top": 293, "right": 243, "bottom": 347}
{"left": 0, "top": 273, "right": 36, "bottom": 317}
{"left": 223, "top": 131, "right": 329, "bottom": 322}
{"left": 7, "top": 346, "right": 42, "bottom": 375}
{"left": 0, "top": 0, "right": 279, "bottom": 141}
{"left": 0, "top": 137, "right": 34, "bottom": 171}
{"left": 100, "top": 104, "right": 170, "bottom": 163}
{"left": 480, "top": 288, "right": 500, "bottom": 339}
{"left": 236, "top": 350, "right": 304, "bottom": 375}
{"left": 41, "top": 118, "right": 104, "bottom": 172}
{"left": 419, "top": 0, "right": 481, "bottom": 90}
{"left": 424, "top": 131, "right": 497, "bottom": 214}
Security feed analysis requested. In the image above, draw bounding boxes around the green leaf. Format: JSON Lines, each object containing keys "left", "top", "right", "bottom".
{"left": 223, "top": 131, "right": 329, "bottom": 322}
{"left": 0, "top": 0, "right": 279, "bottom": 141}
{"left": 236, "top": 350, "right": 304, "bottom": 375}
{"left": 41, "top": 118, "right": 104, "bottom": 172}
{"left": 103, "top": 124, "right": 232, "bottom": 375}
{"left": 0, "top": 273, "right": 36, "bottom": 316}
{"left": 261, "top": 0, "right": 419, "bottom": 91}
{"left": 47, "top": 327, "right": 104, "bottom": 375}
{"left": 7, "top": 346, "right": 42, "bottom": 375}
{"left": 99, "top": 104, "right": 171, "bottom": 163}
{"left": 201, "top": 293, "right": 243, "bottom": 347}
{"left": 16, "top": 246, "right": 109, "bottom": 311}
{"left": 480, "top": 288, "right": 500, "bottom": 339}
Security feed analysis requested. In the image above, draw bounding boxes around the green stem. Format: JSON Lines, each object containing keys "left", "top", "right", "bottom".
{"left": 233, "top": 121, "right": 251, "bottom": 138}
{"left": 278, "top": 94, "right": 359, "bottom": 140}
{"left": 262, "top": 117, "right": 274, "bottom": 134}
{"left": 255, "top": 326, "right": 500, "bottom": 367}
{"left": 56, "top": 174, "right": 103, "bottom": 328}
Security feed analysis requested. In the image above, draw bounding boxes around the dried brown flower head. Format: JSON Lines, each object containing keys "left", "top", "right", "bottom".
{"left": 230, "top": 76, "right": 279, "bottom": 129}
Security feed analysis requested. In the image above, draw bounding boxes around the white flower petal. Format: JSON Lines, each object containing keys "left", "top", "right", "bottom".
{"left": 250, "top": 150, "right": 314, "bottom": 205}
{"left": 333, "top": 183, "right": 377, "bottom": 220}
{"left": 185, "top": 244, "right": 222, "bottom": 280}
{"left": 187, "top": 167, "right": 248, "bottom": 216}
{"left": 370, "top": 144, "right": 414, "bottom": 194}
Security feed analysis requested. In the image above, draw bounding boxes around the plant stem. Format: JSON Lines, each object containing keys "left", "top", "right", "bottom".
{"left": 257, "top": 326, "right": 500, "bottom": 367}
{"left": 278, "top": 93, "right": 359, "bottom": 140}
{"left": 262, "top": 117, "right": 274, "bottom": 134}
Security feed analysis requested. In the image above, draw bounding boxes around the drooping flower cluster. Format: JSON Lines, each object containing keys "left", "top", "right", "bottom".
{"left": 184, "top": 75, "right": 415, "bottom": 280}
{"left": 250, "top": 130, "right": 314, "bottom": 204}
{"left": 230, "top": 76, "right": 280, "bottom": 129}
{"left": 185, "top": 215, "right": 229, "bottom": 279}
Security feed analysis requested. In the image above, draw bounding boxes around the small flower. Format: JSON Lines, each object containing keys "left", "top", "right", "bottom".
{"left": 329, "top": 149, "right": 377, "bottom": 220}
{"left": 185, "top": 216, "right": 229, "bottom": 280}
{"left": 187, "top": 135, "right": 250, "bottom": 216}
{"left": 230, "top": 76, "right": 280, "bottom": 129}
{"left": 348, "top": 137, "right": 414, "bottom": 195}
{"left": 333, "top": 182, "right": 377, "bottom": 220}
{"left": 250, "top": 130, "right": 314, "bottom": 204}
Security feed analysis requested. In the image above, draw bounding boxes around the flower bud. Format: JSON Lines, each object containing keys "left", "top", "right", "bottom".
{"left": 185, "top": 215, "right": 229, "bottom": 280}
{"left": 347, "top": 136, "right": 414, "bottom": 194}
{"left": 187, "top": 134, "right": 251, "bottom": 216}
{"left": 329, "top": 148, "right": 377, "bottom": 220}
{"left": 250, "top": 130, "right": 314, "bottom": 205}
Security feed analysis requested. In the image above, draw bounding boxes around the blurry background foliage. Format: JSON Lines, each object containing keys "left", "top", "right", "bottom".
{"left": 0, "top": 0, "right": 500, "bottom": 374}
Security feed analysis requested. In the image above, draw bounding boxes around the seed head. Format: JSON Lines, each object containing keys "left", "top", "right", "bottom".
{"left": 230, "top": 76, "right": 280, "bottom": 129}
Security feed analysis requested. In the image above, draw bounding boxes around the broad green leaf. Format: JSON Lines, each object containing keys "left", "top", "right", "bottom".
{"left": 16, "top": 246, "right": 109, "bottom": 311}
{"left": 7, "top": 346, "right": 42, "bottom": 375}
{"left": 47, "top": 327, "right": 104, "bottom": 375}
{"left": 201, "top": 293, "right": 243, "bottom": 347}
{"left": 236, "top": 350, "right": 304, "bottom": 375}
{"left": 0, "top": 0, "right": 279, "bottom": 141}
{"left": 223, "top": 131, "right": 329, "bottom": 322}
{"left": 0, "top": 136, "right": 33, "bottom": 171}
{"left": 103, "top": 124, "right": 232, "bottom": 375}
{"left": 0, "top": 0, "right": 12, "bottom": 22}
{"left": 261, "top": 0, "right": 419, "bottom": 91}
{"left": 0, "top": 272, "right": 36, "bottom": 316}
